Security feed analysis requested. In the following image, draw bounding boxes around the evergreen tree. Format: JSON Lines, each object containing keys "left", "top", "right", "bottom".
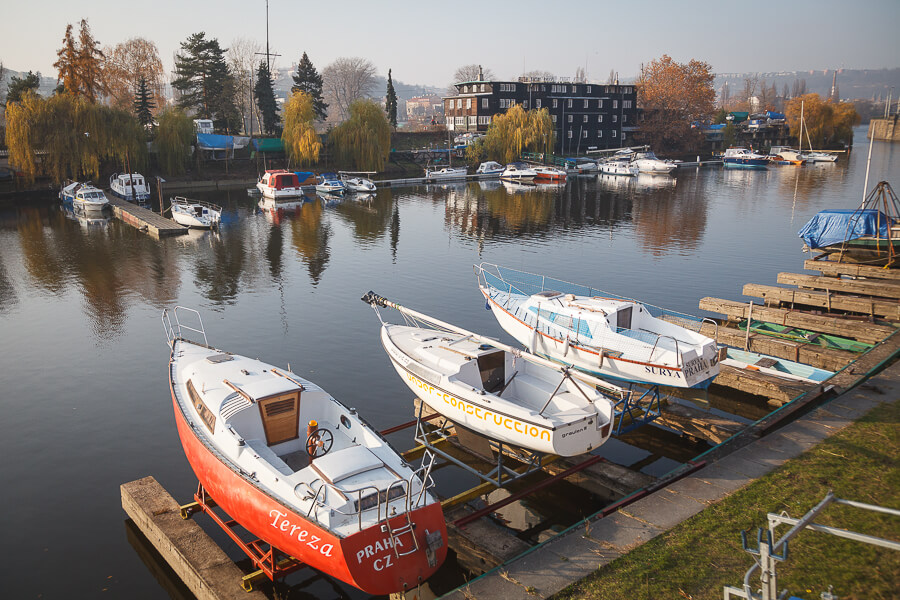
{"left": 172, "top": 32, "right": 240, "bottom": 132}
{"left": 385, "top": 68, "right": 398, "bottom": 128}
{"left": 291, "top": 52, "right": 328, "bottom": 120}
{"left": 7, "top": 71, "right": 41, "bottom": 103}
{"left": 254, "top": 61, "right": 279, "bottom": 135}
{"left": 133, "top": 76, "right": 155, "bottom": 130}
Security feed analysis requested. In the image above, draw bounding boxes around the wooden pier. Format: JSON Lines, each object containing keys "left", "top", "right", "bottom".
{"left": 108, "top": 197, "right": 187, "bottom": 238}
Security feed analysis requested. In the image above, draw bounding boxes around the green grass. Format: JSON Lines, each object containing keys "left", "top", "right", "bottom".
{"left": 553, "top": 399, "right": 900, "bottom": 600}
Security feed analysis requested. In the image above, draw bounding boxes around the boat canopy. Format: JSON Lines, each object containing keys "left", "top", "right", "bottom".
{"left": 197, "top": 133, "right": 250, "bottom": 150}
{"left": 798, "top": 209, "right": 892, "bottom": 249}
{"left": 252, "top": 138, "right": 285, "bottom": 152}
{"left": 293, "top": 171, "right": 315, "bottom": 185}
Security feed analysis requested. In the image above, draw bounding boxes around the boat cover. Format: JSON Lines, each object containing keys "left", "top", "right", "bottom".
{"left": 766, "top": 111, "right": 786, "bottom": 120}
{"left": 196, "top": 134, "right": 250, "bottom": 150}
{"left": 798, "top": 209, "right": 891, "bottom": 249}
{"left": 294, "top": 171, "right": 315, "bottom": 185}
{"left": 252, "top": 138, "right": 285, "bottom": 152}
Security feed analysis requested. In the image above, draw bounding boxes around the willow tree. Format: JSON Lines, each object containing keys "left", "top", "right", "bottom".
{"left": 328, "top": 99, "right": 391, "bottom": 171}
{"left": 786, "top": 93, "right": 860, "bottom": 149}
{"left": 282, "top": 91, "right": 322, "bottom": 166}
{"left": 483, "top": 105, "right": 553, "bottom": 164}
{"left": 156, "top": 107, "right": 194, "bottom": 175}
{"left": 5, "top": 92, "right": 145, "bottom": 183}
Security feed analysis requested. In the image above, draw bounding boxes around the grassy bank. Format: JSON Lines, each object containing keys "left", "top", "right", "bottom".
{"left": 553, "top": 397, "right": 900, "bottom": 600}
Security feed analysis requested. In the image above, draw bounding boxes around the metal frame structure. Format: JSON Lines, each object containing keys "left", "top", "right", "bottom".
{"left": 180, "top": 483, "right": 307, "bottom": 592}
{"left": 724, "top": 490, "right": 900, "bottom": 600}
{"left": 613, "top": 383, "right": 663, "bottom": 436}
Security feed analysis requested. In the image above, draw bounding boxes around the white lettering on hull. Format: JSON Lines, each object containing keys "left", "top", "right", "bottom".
{"left": 269, "top": 510, "right": 334, "bottom": 557}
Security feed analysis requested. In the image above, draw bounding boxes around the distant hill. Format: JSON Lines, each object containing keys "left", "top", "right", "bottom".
{"left": 713, "top": 68, "right": 900, "bottom": 102}
{"left": 1, "top": 68, "right": 58, "bottom": 97}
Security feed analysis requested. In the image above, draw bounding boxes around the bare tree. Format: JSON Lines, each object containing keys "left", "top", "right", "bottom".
{"left": 227, "top": 37, "right": 261, "bottom": 134}
{"left": 322, "top": 56, "right": 376, "bottom": 122}
{"left": 607, "top": 69, "right": 617, "bottom": 84}
{"left": 103, "top": 38, "right": 165, "bottom": 112}
{"left": 521, "top": 69, "right": 554, "bottom": 81}
{"left": 574, "top": 67, "right": 586, "bottom": 83}
{"left": 447, "top": 64, "right": 495, "bottom": 95}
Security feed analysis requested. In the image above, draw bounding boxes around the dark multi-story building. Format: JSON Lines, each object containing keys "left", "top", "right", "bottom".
{"left": 443, "top": 69, "right": 638, "bottom": 154}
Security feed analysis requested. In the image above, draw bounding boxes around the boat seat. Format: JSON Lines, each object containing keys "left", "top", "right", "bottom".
{"left": 312, "top": 445, "right": 385, "bottom": 485}
{"left": 245, "top": 438, "right": 294, "bottom": 476}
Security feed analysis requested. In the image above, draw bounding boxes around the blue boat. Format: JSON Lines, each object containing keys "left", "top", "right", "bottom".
{"left": 723, "top": 148, "right": 769, "bottom": 169}
{"left": 723, "top": 348, "right": 832, "bottom": 383}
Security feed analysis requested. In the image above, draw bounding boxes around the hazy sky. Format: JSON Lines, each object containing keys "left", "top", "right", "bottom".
{"left": 2, "top": 0, "right": 899, "bottom": 88}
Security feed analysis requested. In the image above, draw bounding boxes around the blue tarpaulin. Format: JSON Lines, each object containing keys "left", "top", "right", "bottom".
{"left": 798, "top": 209, "right": 892, "bottom": 249}
{"left": 766, "top": 111, "right": 786, "bottom": 120}
{"left": 197, "top": 134, "right": 250, "bottom": 150}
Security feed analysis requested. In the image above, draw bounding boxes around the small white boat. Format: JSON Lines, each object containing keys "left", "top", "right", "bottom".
{"left": 475, "top": 263, "right": 720, "bottom": 389}
{"left": 805, "top": 151, "right": 838, "bottom": 163}
{"left": 598, "top": 157, "right": 639, "bottom": 176}
{"left": 475, "top": 161, "right": 504, "bottom": 176}
{"left": 339, "top": 172, "right": 377, "bottom": 193}
{"left": 316, "top": 173, "right": 346, "bottom": 195}
{"left": 109, "top": 172, "right": 151, "bottom": 202}
{"left": 425, "top": 166, "right": 468, "bottom": 181}
{"left": 257, "top": 170, "right": 306, "bottom": 199}
{"left": 170, "top": 197, "right": 222, "bottom": 229}
{"left": 722, "top": 147, "right": 768, "bottom": 169}
{"left": 362, "top": 292, "right": 618, "bottom": 457}
{"left": 632, "top": 151, "right": 677, "bottom": 174}
{"left": 60, "top": 181, "right": 109, "bottom": 211}
{"left": 162, "top": 307, "right": 447, "bottom": 595}
{"left": 532, "top": 166, "right": 567, "bottom": 182}
{"left": 500, "top": 162, "right": 537, "bottom": 182}
{"left": 722, "top": 348, "right": 832, "bottom": 384}
{"left": 766, "top": 146, "right": 806, "bottom": 166}
{"left": 575, "top": 160, "right": 598, "bottom": 172}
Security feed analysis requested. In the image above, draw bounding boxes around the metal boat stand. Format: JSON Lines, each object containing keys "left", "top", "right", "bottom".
{"left": 613, "top": 383, "right": 663, "bottom": 435}
{"left": 412, "top": 400, "right": 548, "bottom": 488}
{"left": 179, "top": 482, "right": 307, "bottom": 591}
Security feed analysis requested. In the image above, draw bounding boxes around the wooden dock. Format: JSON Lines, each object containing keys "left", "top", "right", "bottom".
{"left": 108, "top": 197, "right": 187, "bottom": 238}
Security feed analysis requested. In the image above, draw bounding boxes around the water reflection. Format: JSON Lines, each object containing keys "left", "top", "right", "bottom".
{"left": 290, "top": 199, "right": 331, "bottom": 285}
{"left": 631, "top": 173, "right": 709, "bottom": 256}
{"left": 332, "top": 188, "right": 395, "bottom": 246}
{"left": 0, "top": 256, "right": 17, "bottom": 312}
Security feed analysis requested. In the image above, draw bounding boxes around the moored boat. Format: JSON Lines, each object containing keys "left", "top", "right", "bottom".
{"left": 475, "top": 161, "right": 504, "bottom": 176}
{"left": 61, "top": 181, "right": 109, "bottom": 211}
{"left": 475, "top": 263, "right": 720, "bottom": 389}
{"left": 425, "top": 166, "right": 468, "bottom": 181}
{"left": 361, "top": 292, "right": 618, "bottom": 456}
{"left": 257, "top": 170, "right": 305, "bottom": 199}
{"left": 162, "top": 307, "right": 447, "bottom": 595}
{"left": 532, "top": 166, "right": 567, "bottom": 182}
{"left": 109, "top": 172, "right": 151, "bottom": 202}
{"left": 339, "top": 172, "right": 377, "bottom": 193}
{"left": 805, "top": 151, "right": 838, "bottom": 163}
{"left": 316, "top": 173, "right": 346, "bottom": 195}
{"left": 766, "top": 146, "right": 806, "bottom": 166}
{"left": 598, "top": 156, "right": 638, "bottom": 176}
{"left": 722, "top": 147, "right": 769, "bottom": 169}
{"left": 722, "top": 348, "right": 832, "bottom": 384}
{"left": 632, "top": 151, "right": 678, "bottom": 174}
{"left": 499, "top": 162, "right": 537, "bottom": 182}
{"left": 170, "top": 197, "right": 222, "bottom": 229}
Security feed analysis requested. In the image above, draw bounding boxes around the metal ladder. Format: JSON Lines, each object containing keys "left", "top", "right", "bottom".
{"left": 380, "top": 449, "right": 437, "bottom": 559}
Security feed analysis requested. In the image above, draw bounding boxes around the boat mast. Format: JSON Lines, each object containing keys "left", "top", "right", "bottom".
{"left": 362, "top": 291, "right": 629, "bottom": 399}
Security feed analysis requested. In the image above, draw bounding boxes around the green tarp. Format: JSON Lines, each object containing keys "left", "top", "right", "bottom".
{"left": 252, "top": 138, "right": 285, "bottom": 152}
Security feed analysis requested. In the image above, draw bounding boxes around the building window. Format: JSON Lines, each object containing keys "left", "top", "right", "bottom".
{"left": 599, "top": 99, "right": 604, "bottom": 108}
{"left": 571, "top": 85, "right": 576, "bottom": 93}
{"left": 598, "top": 115, "right": 603, "bottom": 123}
{"left": 536, "top": 99, "right": 541, "bottom": 109}
{"left": 583, "top": 115, "right": 588, "bottom": 123}
{"left": 553, "top": 99, "right": 558, "bottom": 108}
{"left": 567, "top": 114, "right": 573, "bottom": 123}
{"left": 523, "top": 100, "right": 528, "bottom": 109}
{"left": 622, "top": 114, "right": 627, "bottom": 123}
{"left": 587, "top": 85, "right": 591, "bottom": 93}
{"left": 623, "top": 100, "right": 633, "bottom": 109}
{"left": 552, "top": 115, "right": 557, "bottom": 123}
{"left": 613, "top": 100, "right": 618, "bottom": 109}
{"left": 612, "top": 129, "right": 617, "bottom": 137}
{"left": 613, "top": 115, "right": 618, "bottom": 123}
{"left": 466, "top": 98, "right": 471, "bottom": 109}
{"left": 468, "top": 116, "right": 477, "bottom": 126}
{"left": 455, "top": 116, "right": 464, "bottom": 126}
{"left": 622, "top": 131, "right": 626, "bottom": 141}
{"left": 499, "top": 98, "right": 513, "bottom": 108}
{"left": 499, "top": 83, "right": 516, "bottom": 92}
{"left": 567, "top": 129, "right": 573, "bottom": 139}
{"left": 567, "top": 99, "right": 572, "bottom": 108}
{"left": 583, "top": 99, "right": 588, "bottom": 108}
{"left": 456, "top": 98, "right": 462, "bottom": 109}
{"left": 478, "top": 115, "right": 491, "bottom": 125}
{"left": 582, "top": 130, "right": 588, "bottom": 138}
{"left": 480, "top": 84, "right": 485, "bottom": 92}
{"left": 482, "top": 98, "right": 488, "bottom": 108}
{"left": 598, "top": 130, "right": 603, "bottom": 138}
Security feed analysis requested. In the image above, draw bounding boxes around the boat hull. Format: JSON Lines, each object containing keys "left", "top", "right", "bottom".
{"left": 481, "top": 290, "right": 716, "bottom": 389}
{"left": 723, "top": 158, "right": 768, "bottom": 169}
{"left": 257, "top": 183, "right": 306, "bottom": 199}
{"left": 168, "top": 360, "right": 446, "bottom": 594}
{"left": 110, "top": 187, "right": 151, "bottom": 202}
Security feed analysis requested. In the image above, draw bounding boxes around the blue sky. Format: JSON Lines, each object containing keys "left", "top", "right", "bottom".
{"left": 2, "top": 0, "right": 899, "bottom": 87}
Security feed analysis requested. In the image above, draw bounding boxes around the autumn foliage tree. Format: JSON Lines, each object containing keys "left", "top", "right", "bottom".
{"left": 785, "top": 93, "right": 860, "bottom": 149}
{"left": 636, "top": 55, "right": 715, "bottom": 154}
{"left": 328, "top": 99, "right": 391, "bottom": 170}
{"left": 483, "top": 104, "right": 554, "bottom": 164}
{"left": 53, "top": 19, "right": 106, "bottom": 102}
{"left": 282, "top": 91, "right": 322, "bottom": 166}
{"left": 103, "top": 38, "right": 165, "bottom": 112}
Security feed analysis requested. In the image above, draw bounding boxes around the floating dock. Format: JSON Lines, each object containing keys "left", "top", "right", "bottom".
{"left": 107, "top": 197, "right": 186, "bottom": 238}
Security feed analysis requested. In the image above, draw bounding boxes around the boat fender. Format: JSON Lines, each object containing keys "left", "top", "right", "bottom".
{"left": 563, "top": 336, "right": 570, "bottom": 357}
{"left": 530, "top": 327, "right": 539, "bottom": 352}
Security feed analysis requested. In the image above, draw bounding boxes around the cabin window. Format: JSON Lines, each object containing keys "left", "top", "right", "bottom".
{"left": 477, "top": 351, "right": 505, "bottom": 393}
{"left": 187, "top": 379, "right": 216, "bottom": 433}
{"left": 258, "top": 392, "right": 300, "bottom": 446}
{"left": 616, "top": 306, "right": 633, "bottom": 331}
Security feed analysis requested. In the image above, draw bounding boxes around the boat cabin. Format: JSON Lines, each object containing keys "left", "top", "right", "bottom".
{"left": 260, "top": 170, "right": 301, "bottom": 190}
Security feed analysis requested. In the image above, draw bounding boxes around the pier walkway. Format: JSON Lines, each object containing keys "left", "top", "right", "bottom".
{"left": 107, "top": 196, "right": 186, "bottom": 238}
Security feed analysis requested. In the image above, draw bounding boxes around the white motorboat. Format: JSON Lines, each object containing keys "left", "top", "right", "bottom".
{"left": 500, "top": 162, "right": 537, "bottom": 182}
{"left": 722, "top": 147, "right": 768, "bottom": 169}
{"left": 766, "top": 146, "right": 806, "bottom": 166}
{"left": 162, "top": 307, "right": 447, "bottom": 595}
{"left": 632, "top": 151, "right": 677, "bottom": 174}
{"left": 598, "top": 157, "right": 638, "bottom": 176}
{"left": 109, "top": 172, "right": 151, "bottom": 202}
{"left": 60, "top": 181, "right": 109, "bottom": 211}
{"left": 257, "top": 170, "right": 306, "bottom": 199}
{"left": 316, "top": 173, "right": 346, "bottom": 195}
{"left": 170, "top": 197, "right": 222, "bottom": 229}
{"left": 575, "top": 160, "right": 597, "bottom": 172}
{"left": 425, "top": 166, "right": 468, "bottom": 181}
{"left": 361, "top": 292, "right": 618, "bottom": 457}
{"left": 475, "top": 263, "right": 720, "bottom": 389}
{"left": 475, "top": 161, "right": 504, "bottom": 176}
{"left": 339, "top": 172, "right": 377, "bottom": 193}
{"left": 805, "top": 151, "right": 838, "bottom": 163}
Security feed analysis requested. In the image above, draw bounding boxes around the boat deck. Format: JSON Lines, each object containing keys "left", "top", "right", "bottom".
{"left": 108, "top": 196, "right": 187, "bottom": 238}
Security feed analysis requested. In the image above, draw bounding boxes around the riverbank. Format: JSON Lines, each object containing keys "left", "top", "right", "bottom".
{"left": 440, "top": 360, "right": 900, "bottom": 600}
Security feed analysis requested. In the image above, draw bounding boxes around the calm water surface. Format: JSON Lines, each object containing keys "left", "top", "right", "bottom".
{"left": 0, "top": 127, "right": 896, "bottom": 598}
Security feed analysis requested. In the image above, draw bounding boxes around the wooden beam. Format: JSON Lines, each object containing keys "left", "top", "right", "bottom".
{"left": 777, "top": 272, "right": 900, "bottom": 299}
{"left": 742, "top": 283, "right": 900, "bottom": 321}
{"left": 711, "top": 364, "right": 814, "bottom": 406}
{"left": 804, "top": 259, "right": 900, "bottom": 281}
{"left": 652, "top": 401, "right": 744, "bottom": 445}
{"left": 699, "top": 297, "right": 894, "bottom": 344}
{"left": 444, "top": 504, "right": 532, "bottom": 575}
{"left": 700, "top": 323, "right": 855, "bottom": 372}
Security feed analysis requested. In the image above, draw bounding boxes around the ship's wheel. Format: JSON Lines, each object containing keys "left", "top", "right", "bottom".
{"left": 306, "top": 428, "right": 334, "bottom": 457}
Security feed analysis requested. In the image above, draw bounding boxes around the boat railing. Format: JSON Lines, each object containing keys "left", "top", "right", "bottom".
{"left": 172, "top": 196, "right": 222, "bottom": 213}
{"left": 161, "top": 306, "right": 208, "bottom": 347}
{"left": 648, "top": 335, "right": 681, "bottom": 367}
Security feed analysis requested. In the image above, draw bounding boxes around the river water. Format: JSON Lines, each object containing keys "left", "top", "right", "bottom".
{"left": 0, "top": 127, "right": 896, "bottom": 598}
